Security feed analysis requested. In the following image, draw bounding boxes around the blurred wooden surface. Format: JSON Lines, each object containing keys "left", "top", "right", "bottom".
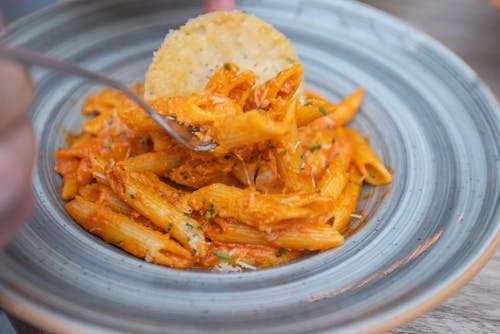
{"left": 3, "top": 0, "right": 500, "bottom": 333}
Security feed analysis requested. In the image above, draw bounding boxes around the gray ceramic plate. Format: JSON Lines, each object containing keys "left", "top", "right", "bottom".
{"left": 1, "top": 1, "right": 499, "bottom": 333}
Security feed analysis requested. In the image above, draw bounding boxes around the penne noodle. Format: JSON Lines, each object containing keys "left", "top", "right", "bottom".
{"left": 329, "top": 87, "right": 365, "bottom": 127}
{"left": 187, "top": 183, "right": 328, "bottom": 231}
{"left": 331, "top": 166, "right": 363, "bottom": 233}
{"left": 109, "top": 168, "right": 206, "bottom": 257}
{"left": 83, "top": 110, "right": 113, "bottom": 135}
{"left": 346, "top": 128, "right": 392, "bottom": 185}
{"left": 118, "top": 151, "right": 185, "bottom": 175}
{"left": 273, "top": 101, "right": 314, "bottom": 192}
{"left": 202, "top": 242, "right": 302, "bottom": 270}
{"left": 205, "top": 63, "right": 257, "bottom": 107}
{"left": 61, "top": 175, "right": 79, "bottom": 201}
{"left": 268, "top": 224, "right": 345, "bottom": 250}
{"left": 66, "top": 197, "right": 194, "bottom": 269}
{"left": 207, "top": 218, "right": 270, "bottom": 246}
{"left": 211, "top": 103, "right": 294, "bottom": 152}
{"left": 317, "top": 128, "right": 353, "bottom": 199}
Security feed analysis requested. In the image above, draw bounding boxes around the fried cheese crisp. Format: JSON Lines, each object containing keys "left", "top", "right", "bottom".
{"left": 144, "top": 11, "right": 301, "bottom": 100}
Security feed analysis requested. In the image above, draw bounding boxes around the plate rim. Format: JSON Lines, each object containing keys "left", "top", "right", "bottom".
{"left": 1, "top": 0, "right": 499, "bottom": 333}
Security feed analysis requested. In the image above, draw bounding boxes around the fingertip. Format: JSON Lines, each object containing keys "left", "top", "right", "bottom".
{"left": 0, "top": 145, "right": 33, "bottom": 249}
{"left": 202, "top": 0, "right": 236, "bottom": 13}
{"left": 0, "top": 59, "right": 35, "bottom": 131}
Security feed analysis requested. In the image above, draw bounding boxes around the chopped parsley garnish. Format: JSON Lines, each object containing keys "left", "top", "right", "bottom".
{"left": 197, "top": 226, "right": 203, "bottom": 231}
{"left": 186, "top": 223, "right": 194, "bottom": 230}
{"left": 369, "top": 170, "right": 376, "bottom": 179}
{"left": 267, "top": 143, "right": 275, "bottom": 149}
{"left": 224, "top": 63, "right": 231, "bottom": 71}
{"left": 309, "top": 144, "right": 322, "bottom": 152}
{"left": 139, "top": 137, "right": 146, "bottom": 145}
{"left": 305, "top": 101, "right": 313, "bottom": 106}
{"left": 299, "top": 154, "right": 304, "bottom": 160}
{"left": 108, "top": 138, "right": 114, "bottom": 144}
{"left": 107, "top": 116, "right": 113, "bottom": 126}
{"left": 184, "top": 212, "right": 192, "bottom": 218}
{"left": 277, "top": 248, "right": 287, "bottom": 257}
{"left": 167, "top": 223, "right": 173, "bottom": 231}
{"left": 129, "top": 194, "right": 135, "bottom": 199}
{"left": 104, "top": 145, "right": 112, "bottom": 152}
{"left": 213, "top": 251, "right": 233, "bottom": 261}
{"left": 299, "top": 163, "right": 305, "bottom": 171}
{"left": 319, "top": 106, "right": 328, "bottom": 115}
{"left": 223, "top": 155, "right": 231, "bottom": 160}
{"left": 193, "top": 249, "right": 198, "bottom": 256}
{"left": 205, "top": 204, "right": 216, "bottom": 221}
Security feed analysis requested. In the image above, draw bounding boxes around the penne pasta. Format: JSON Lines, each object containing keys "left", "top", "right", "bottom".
{"left": 329, "top": 87, "right": 365, "bottom": 126}
{"left": 317, "top": 128, "right": 353, "bottom": 200}
{"left": 346, "top": 128, "right": 393, "bottom": 185}
{"left": 117, "top": 151, "right": 185, "bottom": 175}
{"left": 66, "top": 197, "right": 194, "bottom": 269}
{"left": 267, "top": 224, "right": 345, "bottom": 250}
{"left": 109, "top": 168, "right": 207, "bottom": 257}
{"left": 331, "top": 166, "right": 363, "bottom": 233}
{"left": 55, "top": 53, "right": 392, "bottom": 271}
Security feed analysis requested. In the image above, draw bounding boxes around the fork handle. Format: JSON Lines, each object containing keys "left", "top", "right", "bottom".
{"left": 0, "top": 43, "right": 207, "bottom": 150}
{"left": 0, "top": 44, "right": 133, "bottom": 96}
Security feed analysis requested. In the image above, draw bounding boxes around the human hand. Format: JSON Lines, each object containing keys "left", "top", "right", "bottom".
{"left": 0, "top": 59, "right": 36, "bottom": 249}
{"left": 202, "top": 0, "right": 236, "bottom": 13}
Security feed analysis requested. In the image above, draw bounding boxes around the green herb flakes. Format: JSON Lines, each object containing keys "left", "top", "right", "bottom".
{"left": 309, "top": 144, "right": 322, "bottom": 152}
{"left": 213, "top": 251, "right": 233, "bottom": 261}
{"left": 319, "top": 106, "right": 328, "bottom": 115}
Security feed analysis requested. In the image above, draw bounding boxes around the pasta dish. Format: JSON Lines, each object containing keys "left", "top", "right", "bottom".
{"left": 54, "top": 12, "right": 392, "bottom": 271}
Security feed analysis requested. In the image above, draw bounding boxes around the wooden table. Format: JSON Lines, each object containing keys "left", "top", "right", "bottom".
{"left": 3, "top": 0, "right": 500, "bottom": 333}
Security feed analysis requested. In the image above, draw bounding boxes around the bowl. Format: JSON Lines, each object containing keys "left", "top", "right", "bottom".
{"left": 1, "top": 1, "right": 499, "bottom": 333}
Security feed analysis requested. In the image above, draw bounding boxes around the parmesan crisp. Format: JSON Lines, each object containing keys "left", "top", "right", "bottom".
{"left": 145, "top": 11, "right": 301, "bottom": 100}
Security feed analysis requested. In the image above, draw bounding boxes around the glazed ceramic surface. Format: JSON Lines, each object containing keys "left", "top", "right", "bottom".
{"left": 1, "top": 1, "right": 499, "bottom": 333}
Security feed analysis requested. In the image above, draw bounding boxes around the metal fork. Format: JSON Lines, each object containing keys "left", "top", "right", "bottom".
{"left": 0, "top": 44, "right": 217, "bottom": 152}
